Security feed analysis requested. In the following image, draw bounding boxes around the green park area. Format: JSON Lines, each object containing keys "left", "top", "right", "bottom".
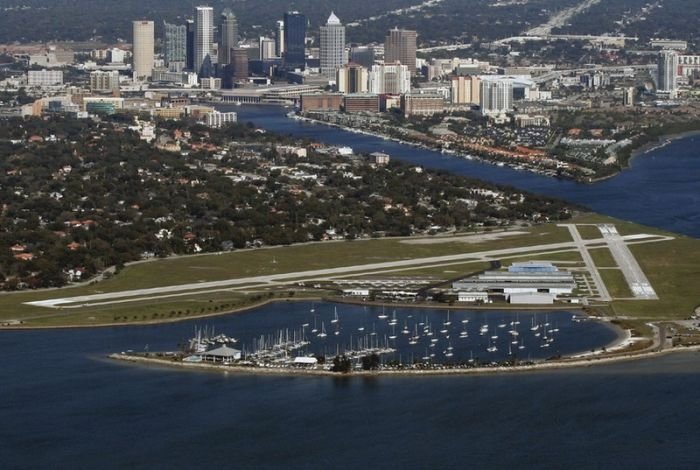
{"left": 0, "top": 213, "right": 698, "bottom": 330}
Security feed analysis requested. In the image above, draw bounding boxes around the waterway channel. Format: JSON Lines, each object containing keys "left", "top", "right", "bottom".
{"left": 231, "top": 105, "right": 700, "bottom": 238}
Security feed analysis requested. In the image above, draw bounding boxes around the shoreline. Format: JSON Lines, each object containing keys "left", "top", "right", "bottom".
{"left": 627, "top": 129, "right": 700, "bottom": 165}
{"left": 0, "top": 295, "right": 595, "bottom": 331}
{"left": 292, "top": 113, "right": 700, "bottom": 186}
{"left": 109, "top": 341, "right": 699, "bottom": 378}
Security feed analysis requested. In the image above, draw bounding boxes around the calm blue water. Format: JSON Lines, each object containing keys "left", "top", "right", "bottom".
{"left": 232, "top": 105, "right": 700, "bottom": 238}
{"left": 3, "top": 106, "right": 700, "bottom": 469}
{"left": 1, "top": 303, "right": 700, "bottom": 469}
{"left": 215, "top": 303, "right": 617, "bottom": 364}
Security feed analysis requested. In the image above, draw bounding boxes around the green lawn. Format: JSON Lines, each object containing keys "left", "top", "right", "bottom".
{"left": 600, "top": 269, "right": 633, "bottom": 298}
{"left": 2, "top": 213, "right": 699, "bottom": 327}
{"left": 589, "top": 248, "right": 617, "bottom": 268}
{"left": 611, "top": 237, "right": 700, "bottom": 319}
{"left": 576, "top": 224, "right": 603, "bottom": 240}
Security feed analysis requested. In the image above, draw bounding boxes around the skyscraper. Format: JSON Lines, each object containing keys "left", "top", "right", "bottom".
{"left": 275, "top": 20, "right": 285, "bottom": 57}
{"left": 384, "top": 28, "right": 417, "bottom": 73}
{"left": 480, "top": 79, "right": 513, "bottom": 116}
{"left": 259, "top": 37, "right": 276, "bottom": 60}
{"left": 218, "top": 9, "right": 238, "bottom": 66}
{"left": 368, "top": 63, "right": 410, "bottom": 94}
{"left": 283, "top": 11, "right": 306, "bottom": 70}
{"left": 320, "top": 12, "right": 345, "bottom": 80}
{"left": 658, "top": 50, "right": 679, "bottom": 94}
{"left": 337, "top": 63, "right": 368, "bottom": 94}
{"left": 195, "top": 6, "right": 214, "bottom": 77}
{"left": 164, "top": 21, "right": 187, "bottom": 70}
{"left": 451, "top": 75, "right": 481, "bottom": 105}
{"left": 186, "top": 19, "right": 195, "bottom": 71}
{"left": 132, "top": 20, "right": 154, "bottom": 80}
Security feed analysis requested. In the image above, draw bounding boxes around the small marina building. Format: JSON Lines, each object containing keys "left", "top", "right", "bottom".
{"left": 200, "top": 345, "right": 242, "bottom": 362}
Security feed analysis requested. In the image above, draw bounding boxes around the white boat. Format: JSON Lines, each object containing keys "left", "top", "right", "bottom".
{"left": 378, "top": 307, "right": 388, "bottom": 320}
{"left": 444, "top": 311, "right": 452, "bottom": 326}
{"left": 389, "top": 310, "right": 398, "bottom": 326}
{"left": 317, "top": 322, "right": 327, "bottom": 338}
{"left": 331, "top": 307, "right": 339, "bottom": 324}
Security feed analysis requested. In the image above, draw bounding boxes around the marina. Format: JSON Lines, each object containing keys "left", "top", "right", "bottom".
{"left": 114, "top": 301, "right": 621, "bottom": 373}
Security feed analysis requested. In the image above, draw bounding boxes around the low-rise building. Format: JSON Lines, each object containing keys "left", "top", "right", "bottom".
{"left": 452, "top": 261, "right": 575, "bottom": 298}
{"left": 204, "top": 111, "right": 237, "bottom": 128}
{"left": 401, "top": 93, "right": 445, "bottom": 117}
{"left": 28, "top": 70, "right": 63, "bottom": 87}
{"left": 344, "top": 93, "right": 380, "bottom": 113}
{"left": 300, "top": 93, "right": 343, "bottom": 112}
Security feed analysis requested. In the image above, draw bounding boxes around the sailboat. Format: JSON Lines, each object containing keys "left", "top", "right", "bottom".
{"left": 331, "top": 307, "right": 339, "bottom": 324}
{"left": 317, "top": 322, "right": 327, "bottom": 338}
{"left": 530, "top": 315, "right": 539, "bottom": 331}
{"left": 402, "top": 320, "right": 410, "bottom": 335}
{"left": 518, "top": 338, "right": 526, "bottom": 350}
{"left": 389, "top": 324, "right": 397, "bottom": 340}
{"left": 389, "top": 310, "right": 398, "bottom": 326}
{"left": 311, "top": 316, "right": 318, "bottom": 334}
{"left": 310, "top": 302, "right": 315, "bottom": 314}
{"left": 444, "top": 311, "right": 452, "bottom": 326}
{"left": 378, "top": 307, "right": 388, "bottom": 320}
{"left": 487, "top": 339, "right": 498, "bottom": 353}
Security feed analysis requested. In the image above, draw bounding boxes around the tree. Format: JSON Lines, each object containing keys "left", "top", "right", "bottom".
{"left": 360, "top": 353, "right": 381, "bottom": 370}
{"left": 331, "top": 355, "right": 352, "bottom": 373}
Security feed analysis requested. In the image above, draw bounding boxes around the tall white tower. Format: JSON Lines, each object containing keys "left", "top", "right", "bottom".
{"left": 320, "top": 12, "right": 346, "bottom": 80}
{"left": 658, "top": 50, "right": 679, "bottom": 95}
{"left": 132, "top": 20, "right": 154, "bottom": 80}
{"left": 195, "top": 6, "right": 214, "bottom": 77}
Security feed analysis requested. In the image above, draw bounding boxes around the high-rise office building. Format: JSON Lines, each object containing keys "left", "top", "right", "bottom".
{"left": 164, "top": 21, "right": 187, "bottom": 70}
{"left": 480, "top": 79, "right": 513, "bottom": 116}
{"left": 337, "top": 63, "right": 368, "bottom": 94}
{"left": 218, "top": 9, "right": 238, "bottom": 66}
{"left": 657, "top": 50, "right": 679, "bottom": 94}
{"left": 384, "top": 28, "right": 417, "bottom": 73}
{"left": 283, "top": 11, "right": 306, "bottom": 70}
{"left": 186, "top": 19, "right": 195, "bottom": 71}
{"left": 320, "top": 12, "right": 345, "bottom": 80}
{"left": 275, "top": 20, "right": 285, "bottom": 57}
{"left": 132, "top": 20, "right": 154, "bottom": 80}
{"left": 259, "top": 37, "right": 276, "bottom": 60}
{"left": 195, "top": 6, "right": 214, "bottom": 77}
{"left": 451, "top": 75, "right": 481, "bottom": 105}
{"left": 230, "top": 48, "right": 249, "bottom": 82}
{"left": 368, "top": 63, "right": 410, "bottom": 94}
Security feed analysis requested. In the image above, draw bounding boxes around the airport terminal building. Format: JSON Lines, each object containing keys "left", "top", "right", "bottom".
{"left": 453, "top": 261, "right": 575, "bottom": 304}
